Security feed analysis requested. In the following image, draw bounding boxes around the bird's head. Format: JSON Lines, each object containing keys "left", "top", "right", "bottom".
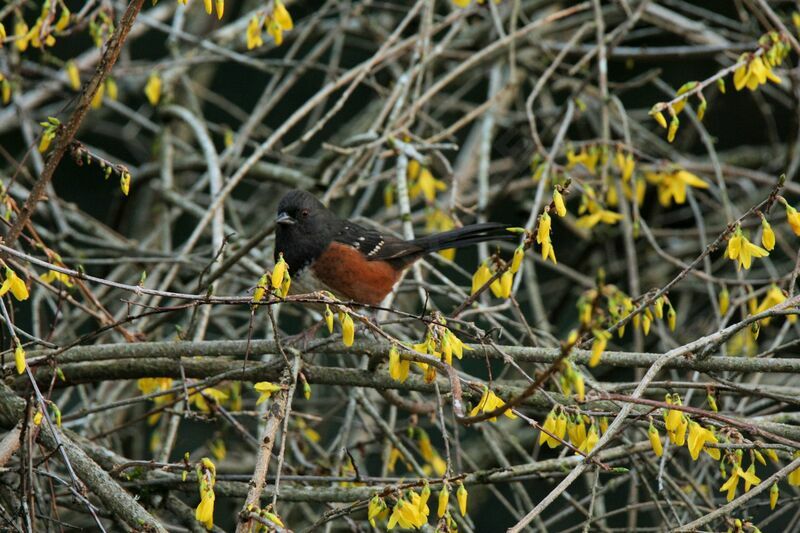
{"left": 274, "top": 190, "right": 338, "bottom": 270}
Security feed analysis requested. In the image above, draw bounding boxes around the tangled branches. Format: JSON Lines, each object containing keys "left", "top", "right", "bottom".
{"left": 2, "top": 0, "right": 800, "bottom": 531}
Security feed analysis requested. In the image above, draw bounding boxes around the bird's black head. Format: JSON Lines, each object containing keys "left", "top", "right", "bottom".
{"left": 274, "top": 190, "right": 340, "bottom": 272}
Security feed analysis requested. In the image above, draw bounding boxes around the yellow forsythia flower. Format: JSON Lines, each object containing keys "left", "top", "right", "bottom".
{"left": 770, "top": 483, "right": 779, "bottom": 510}
{"left": 456, "top": 482, "right": 468, "bottom": 516}
{"left": 579, "top": 423, "right": 599, "bottom": 453}
{"left": 667, "top": 304, "right": 676, "bottom": 331}
{"left": 437, "top": 485, "right": 449, "bottom": 517}
{"left": 471, "top": 262, "right": 492, "bottom": 295}
{"left": 203, "top": 0, "right": 212, "bottom": 14}
{"left": 55, "top": 7, "right": 70, "bottom": 31}
{"left": 120, "top": 172, "right": 131, "bottom": 196}
{"left": 106, "top": 78, "right": 118, "bottom": 100}
{"left": 266, "top": 16, "right": 283, "bottom": 46}
{"left": 39, "top": 130, "right": 55, "bottom": 153}
{"left": 40, "top": 270, "right": 73, "bottom": 287}
{"left": 246, "top": 15, "right": 263, "bottom": 49}
{"left": 650, "top": 108, "right": 667, "bottom": 128}
{"left": 388, "top": 345, "right": 409, "bottom": 383}
{"left": 0, "top": 268, "right": 29, "bottom": 301}
{"left": 648, "top": 422, "right": 663, "bottom": 457}
{"left": 14, "top": 343, "right": 26, "bottom": 374}
{"left": 189, "top": 387, "right": 228, "bottom": 412}
{"left": 254, "top": 381, "right": 281, "bottom": 404}
{"left": 272, "top": 253, "right": 287, "bottom": 289}
{"left": 499, "top": 270, "right": 513, "bottom": 299}
{"left": 145, "top": 71, "right": 162, "bottom": 106}
{"left": 66, "top": 60, "right": 80, "bottom": 90}
{"left": 553, "top": 189, "right": 567, "bottom": 217}
{"left": 1, "top": 79, "right": 10, "bottom": 105}
{"left": 667, "top": 115, "right": 679, "bottom": 143}
{"left": 387, "top": 498, "right": 424, "bottom": 529}
{"left": 727, "top": 230, "right": 768, "bottom": 270}
{"left": 566, "top": 146, "right": 599, "bottom": 175}
{"left": 469, "top": 386, "right": 516, "bottom": 421}
{"left": 409, "top": 167, "right": 446, "bottom": 202}
{"left": 15, "top": 21, "right": 29, "bottom": 52}
{"left": 588, "top": 330, "right": 610, "bottom": 367}
{"left": 614, "top": 150, "right": 635, "bottom": 182}
{"left": 538, "top": 409, "right": 560, "bottom": 448}
{"left": 510, "top": 246, "right": 524, "bottom": 274}
{"left": 195, "top": 458, "right": 216, "bottom": 529}
{"left": 696, "top": 96, "right": 707, "bottom": 121}
{"left": 719, "top": 286, "right": 729, "bottom": 315}
{"left": 536, "top": 212, "right": 556, "bottom": 264}
{"left": 790, "top": 452, "right": 800, "bottom": 486}
{"left": 215, "top": 0, "right": 224, "bottom": 19}
{"left": 368, "top": 495, "right": 387, "bottom": 527}
{"left": 253, "top": 273, "right": 268, "bottom": 302}
{"left": 340, "top": 313, "right": 355, "bottom": 346}
{"left": 91, "top": 82, "right": 104, "bottom": 108}
{"left": 273, "top": 0, "right": 293, "bottom": 30}
{"left": 734, "top": 56, "right": 780, "bottom": 92}
{"left": 761, "top": 217, "right": 775, "bottom": 251}
{"left": 209, "top": 439, "right": 226, "bottom": 461}
{"left": 33, "top": 410, "right": 42, "bottom": 425}
{"left": 785, "top": 203, "right": 800, "bottom": 236}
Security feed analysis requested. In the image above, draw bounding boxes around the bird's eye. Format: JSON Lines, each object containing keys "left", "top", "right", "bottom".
{"left": 300, "top": 209, "right": 310, "bottom": 218}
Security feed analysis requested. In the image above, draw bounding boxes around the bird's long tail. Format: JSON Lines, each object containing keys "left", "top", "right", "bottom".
{"left": 409, "top": 222, "right": 516, "bottom": 254}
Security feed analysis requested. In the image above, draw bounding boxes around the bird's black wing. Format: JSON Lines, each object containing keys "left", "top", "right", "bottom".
{"left": 334, "top": 221, "right": 514, "bottom": 266}
{"left": 333, "top": 222, "right": 417, "bottom": 261}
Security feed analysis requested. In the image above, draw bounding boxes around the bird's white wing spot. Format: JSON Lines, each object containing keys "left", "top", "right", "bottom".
{"left": 366, "top": 239, "right": 384, "bottom": 257}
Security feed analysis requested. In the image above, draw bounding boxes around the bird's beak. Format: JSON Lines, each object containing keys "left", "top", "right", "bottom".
{"left": 276, "top": 212, "right": 296, "bottom": 225}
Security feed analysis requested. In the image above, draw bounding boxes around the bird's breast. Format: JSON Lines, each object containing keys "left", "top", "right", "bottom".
{"left": 309, "top": 242, "right": 401, "bottom": 305}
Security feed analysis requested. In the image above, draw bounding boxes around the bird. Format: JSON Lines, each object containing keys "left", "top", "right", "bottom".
{"left": 273, "top": 190, "right": 515, "bottom": 306}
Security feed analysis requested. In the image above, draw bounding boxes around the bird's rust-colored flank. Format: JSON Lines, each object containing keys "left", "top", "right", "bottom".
{"left": 311, "top": 242, "right": 400, "bottom": 305}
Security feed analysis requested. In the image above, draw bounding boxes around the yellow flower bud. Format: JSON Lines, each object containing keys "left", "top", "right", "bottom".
{"left": 106, "top": 78, "right": 118, "bottom": 101}
{"left": 66, "top": 60, "right": 80, "bottom": 90}
{"left": 14, "top": 343, "right": 26, "bottom": 374}
{"left": 770, "top": 482, "right": 779, "bottom": 509}
{"left": 438, "top": 484, "right": 449, "bottom": 518}
{"left": 697, "top": 98, "right": 707, "bottom": 121}
{"left": 145, "top": 71, "right": 162, "bottom": 106}
{"left": 667, "top": 115, "right": 679, "bottom": 143}
{"left": 762, "top": 217, "right": 775, "bottom": 251}
{"left": 120, "top": 172, "right": 131, "bottom": 196}
{"left": 651, "top": 109, "right": 667, "bottom": 129}
{"left": 271, "top": 254, "right": 287, "bottom": 289}
{"left": 589, "top": 331, "right": 608, "bottom": 367}
{"left": 719, "top": 287, "right": 730, "bottom": 315}
{"left": 499, "top": 270, "right": 513, "bottom": 299}
{"left": 510, "top": 246, "right": 524, "bottom": 274}
{"left": 253, "top": 274, "right": 267, "bottom": 303}
{"left": 553, "top": 189, "right": 567, "bottom": 217}
{"left": 273, "top": 0, "right": 293, "bottom": 30}
{"left": 91, "top": 82, "right": 104, "bottom": 108}
{"left": 456, "top": 482, "right": 468, "bottom": 516}
{"left": 471, "top": 263, "right": 492, "bottom": 295}
{"left": 340, "top": 313, "right": 355, "bottom": 347}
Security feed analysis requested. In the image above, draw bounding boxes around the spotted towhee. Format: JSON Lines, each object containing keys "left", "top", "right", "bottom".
{"left": 274, "top": 190, "right": 515, "bottom": 305}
